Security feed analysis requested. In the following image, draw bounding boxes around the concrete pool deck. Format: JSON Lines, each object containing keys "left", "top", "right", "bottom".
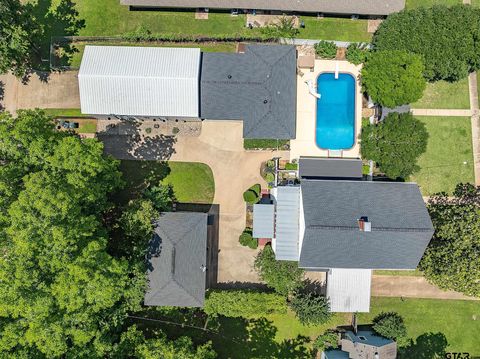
{"left": 290, "top": 59, "right": 363, "bottom": 161}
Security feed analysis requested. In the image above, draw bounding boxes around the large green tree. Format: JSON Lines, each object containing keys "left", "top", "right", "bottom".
{"left": 420, "top": 183, "right": 480, "bottom": 297}
{"left": 0, "top": 0, "right": 39, "bottom": 77}
{"left": 0, "top": 110, "right": 130, "bottom": 356}
{"left": 360, "top": 112, "right": 428, "bottom": 179}
{"left": 254, "top": 245, "right": 304, "bottom": 296}
{"left": 372, "top": 312, "right": 407, "bottom": 341}
{"left": 289, "top": 292, "right": 331, "bottom": 326}
{"left": 361, "top": 50, "right": 426, "bottom": 107}
{"left": 373, "top": 5, "right": 480, "bottom": 81}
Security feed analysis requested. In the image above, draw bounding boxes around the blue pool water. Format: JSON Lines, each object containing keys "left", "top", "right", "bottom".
{"left": 316, "top": 73, "right": 355, "bottom": 150}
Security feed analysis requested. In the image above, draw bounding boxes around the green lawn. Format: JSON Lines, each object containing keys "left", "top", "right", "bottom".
{"left": 42, "top": 108, "right": 89, "bottom": 117}
{"left": 405, "top": 0, "right": 462, "bottom": 9}
{"left": 117, "top": 160, "right": 214, "bottom": 205}
{"left": 472, "top": 0, "right": 480, "bottom": 6}
{"left": 410, "top": 116, "right": 474, "bottom": 195}
{"left": 373, "top": 270, "right": 423, "bottom": 277}
{"left": 74, "top": 0, "right": 369, "bottom": 41}
{"left": 359, "top": 297, "right": 480, "bottom": 357}
{"left": 136, "top": 298, "right": 479, "bottom": 358}
{"left": 412, "top": 78, "right": 471, "bottom": 109}
{"left": 244, "top": 139, "right": 290, "bottom": 150}
{"left": 65, "top": 41, "right": 236, "bottom": 68}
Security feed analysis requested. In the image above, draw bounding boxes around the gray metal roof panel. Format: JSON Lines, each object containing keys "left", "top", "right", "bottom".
{"left": 253, "top": 204, "right": 275, "bottom": 238}
{"left": 200, "top": 44, "right": 296, "bottom": 139}
{"left": 327, "top": 269, "right": 371, "bottom": 313}
{"left": 299, "top": 157, "right": 363, "bottom": 179}
{"left": 121, "top": 0, "right": 405, "bottom": 16}
{"left": 145, "top": 212, "right": 208, "bottom": 307}
{"left": 299, "top": 180, "right": 433, "bottom": 269}
{"left": 275, "top": 186, "right": 300, "bottom": 261}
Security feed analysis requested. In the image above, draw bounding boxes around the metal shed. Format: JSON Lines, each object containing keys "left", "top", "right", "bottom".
{"left": 79, "top": 46, "right": 201, "bottom": 118}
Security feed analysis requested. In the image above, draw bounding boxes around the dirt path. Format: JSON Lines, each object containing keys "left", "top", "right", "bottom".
{"left": 371, "top": 275, "right": 478, "bottom": 300}
{"left": 0, "top": 71, "right": 80, "bottom": 114}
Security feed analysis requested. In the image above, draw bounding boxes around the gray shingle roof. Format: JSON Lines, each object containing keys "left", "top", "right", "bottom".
{"left": 200, "top": 44, "right": 297, "bottom": 139}
{"left": 299, "top": 157, "right": 363, "bottom": 179}
{"left": 299, "top": 180, "right": 434, "bottom": 270}
{"left": 121, "top": 0, "right": 405, "bottom": 16}
{"left": 145, "top": 212, "right": 208, "bottom": 307}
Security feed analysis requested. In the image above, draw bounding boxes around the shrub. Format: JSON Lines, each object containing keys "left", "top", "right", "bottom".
{"left": 314, "top": 41, "right": 337, "bottom": 59}
{"left": 243, "top": 190, "right": 258, "bottom": 204}
{"left": 239, "top": 229, "right": 258, "bottom": 249}
{"left": 289, "top": 292, "right": 331, "bottom": 326}
{"left": 254, "top": 245, "right": 304, "bottom": 295}
{"left": 346, "top": 43, "right": 369, "bottom": 65}
{"left": 372, "top": 5, "right": 480, "bottom": 81}
{"left": 372, "top": 312, "right": 407, "bottom": 341}
{"left": 145, "top": 127, "right": 152, "bottom": 134}
{"left": 172, "top": 127, "right": 179, "bottom": 135}
{"left": 260, "top": 16, "right": 299, "bottom": 40}
{"left": 361, "top": 50, "right": 426, "bottom": 107}
{"left": 313, "top": 330, "right": 339, "bottom": 352}
{"left": 204, "top": 289, "right": 287, "bottom": 317}
{"left": 360, "top": 112, "right": 428, "bottom": 179}
{"left": 264, "top": 172, "right": 275, "bottom": 183}
{"left": 284, "top": 163, "right": 298, "bottom": 170}
{"left": 250, "top": 184, "right": 261, "bottom": 196}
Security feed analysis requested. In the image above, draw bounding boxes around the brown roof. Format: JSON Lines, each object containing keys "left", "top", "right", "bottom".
{"left": 121, "top": 0, "right": 405, "bottom": 16}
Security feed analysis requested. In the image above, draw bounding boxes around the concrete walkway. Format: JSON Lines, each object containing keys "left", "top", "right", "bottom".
{"left": 371, "top": 275, "right": 478, "bottom": 300}
{"left": 410, "top": 108, "right": 472, "bottom": 116}
{"left": 468, "top": 72, "right": 480, "bottom": 185}
{"left": 0, "top": 71, "right": 80, "bottom": 114}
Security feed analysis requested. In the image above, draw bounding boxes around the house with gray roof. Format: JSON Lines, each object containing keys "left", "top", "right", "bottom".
{"left": 120, "top": 0, "right": 405, "bottom": 17}
{"left": 145, "top": 212, "right": 208, "bottom": 307}
{"left": 78, "top": 44, "right": 297, "bottom": 139}
{"left": 252, "top": 158, "right": 434, "bottom": 313}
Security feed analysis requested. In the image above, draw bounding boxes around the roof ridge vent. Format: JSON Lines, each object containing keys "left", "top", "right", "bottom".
{"left": 358, "top": 216, "right": 372, "bottom": 232}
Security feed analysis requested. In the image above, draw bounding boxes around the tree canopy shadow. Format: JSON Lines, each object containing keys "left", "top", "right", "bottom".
{"left": 97, "top": 120, "right": 177, "bottom": 161}
{"left": 23, "top": 0, "right": 85, "bottom": 75}
{"left": 399, "top": 332, "right": 448, "bottom": 359}
{"left": 132, "top": 310, "right": 313, "bottom": 359}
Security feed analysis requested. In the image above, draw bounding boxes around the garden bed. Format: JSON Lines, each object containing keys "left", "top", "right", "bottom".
{"left": 244, "top": 139, "right": 290, "bottom": 150}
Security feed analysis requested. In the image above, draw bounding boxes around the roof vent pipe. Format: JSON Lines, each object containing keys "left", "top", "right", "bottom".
{"left": 358, "top": 216, "right": 371, "bottom": 232}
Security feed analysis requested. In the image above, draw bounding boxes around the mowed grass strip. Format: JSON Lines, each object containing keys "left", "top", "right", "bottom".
{"left": 412, "top": 78, "right": 471, "bottom": 109}
{"left": 359, "top": 297, "right": 480, "bottom": 356}
{"left": 405, "top": 0, "right": 462, "bottom": 9}
{"left": 410, "top": 116, "right": 474, "bottom": 195}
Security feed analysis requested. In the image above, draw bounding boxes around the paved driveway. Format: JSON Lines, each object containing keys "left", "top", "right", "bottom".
{"left": 98, "top": 119, "right": 289, "bottom": 284}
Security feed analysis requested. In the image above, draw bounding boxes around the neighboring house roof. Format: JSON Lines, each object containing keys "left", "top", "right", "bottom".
{"left": 79, "top": 46, "right": 201, "bottom": 117}
{"left": 253, "top": 204, "right": 275, "bottom": 238}
{"left": 145, "top": 212, "right": 208, "bottom": 307}
{"left": 299, "top": 157, "right": 363, "bottom": 179}
{"left": 273, "top": 186, "right": 300, "bottom": 261}
{"left": 340, "top": 330, "right": 397, "bottom": 359}
{"left": 323, "top": 350, "right": 350, "bottom": 359}
{"left": 299, "top": 180, "right": 434, "bottom": 269}
{"left": 326, "top": 269, "right": 372, "bottom": 313}
{"left": 200, "top": 45, "right": 297, "bottom": 139}
{"left": 120, "top": 0, "right": 405, "bottom": 16}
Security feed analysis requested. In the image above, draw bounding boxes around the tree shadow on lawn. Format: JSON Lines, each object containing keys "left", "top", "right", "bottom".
{"left": 399, "top": 332, "right": 448, "bottom": 359}
{"left": 24, "top": 0, "right": 85, "bottom": 75}
{"left": 133, "top": 309, "right": 313, "bottom": 359}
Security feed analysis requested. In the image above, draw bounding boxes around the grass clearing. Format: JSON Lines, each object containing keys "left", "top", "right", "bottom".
{"left": 244, "top": 139, "right": 290, "bottom": 150}
{"left": 117, "top": 160, "right": 214, "bottom": 205}
{"left": 358, "top": 297, "right": 480, "bottom": 356}
{"left": 409, "top": 116, "right": 474, "bottom": 195}
{"left": 136, "top": 298, "right": 479, "bottom": 358}
{"left": 42, "top": 108, "right": 89, "bottom": 118}
{"left": 65, "top": 41, "right": 237, "bottom": 68}
{"left": 412, "top": 78, "right": 470, "bottom": 109}
{"left": 75, "top": 1, "right": 369, "bottom": 41}
{"left": 405, "top": 0, "right": 462, "bottom": 9}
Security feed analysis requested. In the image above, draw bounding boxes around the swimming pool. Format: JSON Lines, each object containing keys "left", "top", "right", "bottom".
{"left": 316, "top": 72, "right": 355, "bottom": 150}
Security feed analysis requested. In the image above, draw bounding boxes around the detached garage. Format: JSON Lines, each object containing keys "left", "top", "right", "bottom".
{"left": 78, "top": 46, "right": 201, "bottom": 118}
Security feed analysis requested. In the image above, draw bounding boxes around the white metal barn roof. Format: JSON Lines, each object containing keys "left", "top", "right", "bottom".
{"left": 78, "top": 46, "right": 201, "bottom": 117}
{"left": 274, "top": 186, "right": 300, "bottom": 261}
{"left": 253, "top": 204, "right": 275, "bottom": 238}
{"left": 327, "top": 268, "right": 372, "bottom": 313}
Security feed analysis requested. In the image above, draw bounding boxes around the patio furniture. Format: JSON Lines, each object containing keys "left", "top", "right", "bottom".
{"left": 297, "top": 55, "right": 315, "bottom": 72}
